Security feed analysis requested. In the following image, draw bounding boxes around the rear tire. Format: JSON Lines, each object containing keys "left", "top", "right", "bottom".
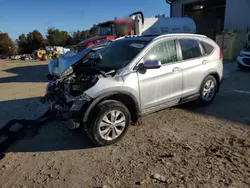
{"left": 198, "top": 75, "right": 217, "bottom": 105}
{"left": 86, "top": 100, "right": 131, "bottom": 146}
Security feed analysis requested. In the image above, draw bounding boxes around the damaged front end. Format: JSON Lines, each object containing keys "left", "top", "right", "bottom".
{"left": 43, "top": 70, "right": 96, "bottom": 129}
{"left": 41, "top": 41, "right": 113, "bottom": 129}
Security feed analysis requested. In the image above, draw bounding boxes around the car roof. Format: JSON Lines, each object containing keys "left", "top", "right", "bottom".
{"left": 117, "top": 33, "right": 207, "bottom": 42}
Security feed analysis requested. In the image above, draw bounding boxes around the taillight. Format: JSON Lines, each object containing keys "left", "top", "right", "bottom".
{"left": 220, "top": 49, "right": 223, "bottom": 60}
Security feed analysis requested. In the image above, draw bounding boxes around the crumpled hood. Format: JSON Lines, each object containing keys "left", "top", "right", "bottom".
{"left": 58, "top": 48, "right": 93, "bottom": 73}
{"left": 49, "top": 48, "right": 92, "bottom": 76}
{"left": 48, "top": 39, "right": 111, "bottom": 76}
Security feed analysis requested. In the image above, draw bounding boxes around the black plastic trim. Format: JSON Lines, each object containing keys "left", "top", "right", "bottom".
{"left": 179, "top": 93, "right": 199, "bottom": 104}
{"left": 82, "top": 91, "right": 140, "bottom": 123}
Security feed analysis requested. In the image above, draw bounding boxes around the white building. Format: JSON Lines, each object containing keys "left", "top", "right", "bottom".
{"left": 167, "top": 0, "right": 250, "bottom": 39}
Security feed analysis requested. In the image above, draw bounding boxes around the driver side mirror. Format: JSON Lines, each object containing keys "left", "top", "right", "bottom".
{"left": 142, "top": 60, "right": 162, "bottom": 69}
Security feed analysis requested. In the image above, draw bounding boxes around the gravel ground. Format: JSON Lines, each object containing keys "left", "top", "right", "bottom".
{"left": 0, "top": 59, "right": 249, "bottom": 188}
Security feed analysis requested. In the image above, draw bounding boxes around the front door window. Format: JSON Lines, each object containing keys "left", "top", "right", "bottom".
{"left": 142, "top": 39, "right": 178, "bottom": 65}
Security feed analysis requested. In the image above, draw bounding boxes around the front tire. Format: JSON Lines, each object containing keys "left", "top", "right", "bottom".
{"left": 86, "top": 100, "right": 131, "bottom": 146}
{"left": 198, "top": 75, "right": 217, "bottom": 105}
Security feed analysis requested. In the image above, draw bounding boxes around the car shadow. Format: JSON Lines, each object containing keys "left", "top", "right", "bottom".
{"left": 0, "top": 97, "right": 95, "bottom": 153}
{"left": 0, "top": 64, "right": 48, "bottom": 83}
{"left": 178, "top": 70, "right": 250, "bottom": 126}
{"left": 6, "top": 123, "right": 96, "bottom": 153}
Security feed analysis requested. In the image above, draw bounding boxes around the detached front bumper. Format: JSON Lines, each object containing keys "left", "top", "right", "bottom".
{"left": 43, "top": 81, "right": 93, "bottom": 128}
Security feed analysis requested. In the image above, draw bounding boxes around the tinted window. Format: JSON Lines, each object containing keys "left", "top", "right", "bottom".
{"left": 98, "top": 24, "right": 112, "bottom": 36}
{"left": 143, "top": 40, "right": 177, "bottom": 65}
{"left": 179, "top": 39, "right": 202, "bottom": 60}
{"left": 200, "top": 41, "right": 214, "bottom": 55}
{"left": 96, "top": 39, "right": 149, "bottom": 70}
{"left": 116, "top": 24, "right": 129, "bottom": 36}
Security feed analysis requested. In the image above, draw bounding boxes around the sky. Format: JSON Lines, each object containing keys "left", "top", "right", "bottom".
{"left": 0, "top": 0, "right": 170, "bottom": 40}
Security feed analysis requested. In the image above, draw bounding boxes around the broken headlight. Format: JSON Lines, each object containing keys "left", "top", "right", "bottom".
{"left": 61, "top": 66, "right": 73, "bottom": 78}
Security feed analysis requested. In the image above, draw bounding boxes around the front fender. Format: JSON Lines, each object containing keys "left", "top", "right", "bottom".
{"left": 69, "top": 90, "right": 140, "bottom": 124}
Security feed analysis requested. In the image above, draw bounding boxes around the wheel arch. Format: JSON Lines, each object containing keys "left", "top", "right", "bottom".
{"left": 201, "top": 72, "right": 221, "bottom": 93}
{"left": 83, "top": 91, "right": 140, "bottom": 124}
{"left": 209, "top": 72, "right": 221, "bottom": 92}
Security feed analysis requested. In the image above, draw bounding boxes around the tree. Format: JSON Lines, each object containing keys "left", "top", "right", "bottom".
{"left": 47, "top": 28, "right": 69, "bottom": 46}
{"left": 26, "top": 30, "right": 44, "bottom": 53}
{"left": 0, "top": 32, "right": 15, "bottom": 55}
{"left": 70, "top": 30, "right": 82, "bottom": 44}
{"left": 69, "top": 25, "right": 98, "bottom": 45}
{"left": 17, "top": 33, "right": 28, "bottom": 54}
{"left": 2, "top": 23, "right": 99, "bottom": 54}
{"left": 88, "top": 24, "right": 98, "bottom": 37}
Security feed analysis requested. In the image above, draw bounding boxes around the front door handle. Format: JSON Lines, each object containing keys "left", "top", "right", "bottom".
{"left": 172, "top": 67, "right": 182, "bottom": 73}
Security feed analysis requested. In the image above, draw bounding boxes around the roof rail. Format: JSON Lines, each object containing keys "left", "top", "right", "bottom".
{"left": 154, "top": 33, "right": 207, "bottom": 39}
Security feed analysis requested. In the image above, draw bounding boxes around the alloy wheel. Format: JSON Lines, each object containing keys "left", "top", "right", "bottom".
{"left": 202, "top": 79, "right": 215, "bottom": 102}
{"left": 98, "top": 110, "right": 126, "bottom": 141}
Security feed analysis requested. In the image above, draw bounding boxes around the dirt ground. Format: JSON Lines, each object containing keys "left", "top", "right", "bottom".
{"left": 0, "top": 59, "right": 250, "bottom": 188}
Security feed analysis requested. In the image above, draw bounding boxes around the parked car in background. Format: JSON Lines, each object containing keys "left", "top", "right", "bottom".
{"left": 44, "top": 34, "right": 223, "bottom": 146}
{"left": 237, "top": 48, "right": 250, "bottom": 69}
{"left": 21, "top": 54, "right": 33, "bottom": 61}
{"left": 10, "top": 55, "right": 21, "bottom": 60}
{"left": 0, "top": 55, "right": 8, "bottom": 59}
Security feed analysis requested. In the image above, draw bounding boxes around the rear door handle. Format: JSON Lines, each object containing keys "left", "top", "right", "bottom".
{"left": 202, "top": 60, "right": 209, "bottom": 65}
{"left": 172, "top": 67, "right": 182, "bottom": 73}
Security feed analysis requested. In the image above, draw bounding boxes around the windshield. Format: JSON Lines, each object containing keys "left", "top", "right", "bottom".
{"left": 95, "top": 39, "right": 150, "bottom": 70}
{"left": 98, "top": 24, "right": 114, "bottom": 36}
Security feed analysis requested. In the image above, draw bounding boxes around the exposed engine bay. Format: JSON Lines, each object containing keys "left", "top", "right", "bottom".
{"left": 42, "top": 53, "right": 116, "bottom": 128}
{"left": 46, "top": 61, "right": 115, "bottom": 99}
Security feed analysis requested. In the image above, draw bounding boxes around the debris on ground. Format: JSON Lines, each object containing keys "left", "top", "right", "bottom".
{"left": 0, "top": 109, "right": 53, "bottom": 152}
{"left": 180, "top": 143, "right": 193, "bottom": 150}
{"left": 151, "top": 173, "right": 168, "bottom": 184}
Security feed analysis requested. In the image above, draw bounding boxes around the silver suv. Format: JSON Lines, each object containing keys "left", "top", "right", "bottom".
{"left": 46, "top": 34, "right": 223, "bottom": 146}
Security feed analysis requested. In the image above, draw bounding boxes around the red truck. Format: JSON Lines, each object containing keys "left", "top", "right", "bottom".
{"left": 76, "top": 12, "right": 143, "bottom": 52}
{"left": 76, "top": 11, "right": 196, "bottom": 52}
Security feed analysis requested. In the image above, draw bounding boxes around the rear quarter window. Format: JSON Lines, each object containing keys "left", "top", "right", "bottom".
{"left": 200, "top": 41, "right": 214, "bottom": 55}
{"left": 179, "top": 39, "right": 202, "bottom": 60}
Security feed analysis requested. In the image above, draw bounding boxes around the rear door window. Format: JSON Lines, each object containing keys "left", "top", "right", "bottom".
{"left": 200, "top": 41, "right": 214, "bottom": 55}
{"left": 179, "top": 39, "right": 202, "bottom": 60}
